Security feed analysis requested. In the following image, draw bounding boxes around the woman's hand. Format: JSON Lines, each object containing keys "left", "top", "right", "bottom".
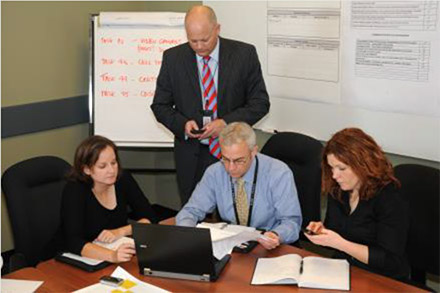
{"left": 306, "top": 221, "right": 325, "bottom": 234}
{"left": 111, "top": 242, "right": 136, "bottom": 263}
{"left": 304, "top": 227, "right": 344, "bottom": 250}
{"left": 96, "top": 229, "right": 121, "bottom": 243}
{"left": 137, "top": 218, "right": 151, "bottom": 224}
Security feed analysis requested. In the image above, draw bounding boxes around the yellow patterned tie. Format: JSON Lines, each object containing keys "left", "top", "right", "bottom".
{"left": 235, "top": 178, "right": 249, "bottom": 226}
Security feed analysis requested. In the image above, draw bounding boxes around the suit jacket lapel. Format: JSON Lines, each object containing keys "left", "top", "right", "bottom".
{"left": 183, "top": 45, "right": 203, "bottom": 107}
{"left": 218, "top": 38, "right": 231, "bottom": 116}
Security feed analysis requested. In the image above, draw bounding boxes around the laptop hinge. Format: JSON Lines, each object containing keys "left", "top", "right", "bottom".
{"left": 144, "top": 268, "right": 152, "bottom": 275}
{"left": 143, "top": 268, "right": 211, "bottom": 282}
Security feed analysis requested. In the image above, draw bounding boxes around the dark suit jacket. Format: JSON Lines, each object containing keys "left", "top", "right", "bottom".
{"left": 151, "top": 37, "right": 270, "bottom": 200}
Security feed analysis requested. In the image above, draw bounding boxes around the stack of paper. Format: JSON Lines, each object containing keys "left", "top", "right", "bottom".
{"left": 196, "top": 222, "right": 263, "bottom": 259}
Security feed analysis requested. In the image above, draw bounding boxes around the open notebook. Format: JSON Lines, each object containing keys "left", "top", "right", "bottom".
{"left": 251, "top": 254, "right": 350, "bottom": 291}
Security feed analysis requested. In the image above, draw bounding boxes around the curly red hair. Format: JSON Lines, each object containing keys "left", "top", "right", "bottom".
{"left": 322, "top": 128, "right": 399, "bottom": 201}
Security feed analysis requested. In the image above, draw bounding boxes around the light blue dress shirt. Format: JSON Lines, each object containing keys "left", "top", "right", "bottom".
{"left": 176, "top": 153, "right": 302, "bottom": 243}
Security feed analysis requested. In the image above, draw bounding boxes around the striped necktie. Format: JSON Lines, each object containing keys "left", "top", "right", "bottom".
{"left": 235, "top": 178, "right": 249, "bottom": 226}
{"left": 202, "top": 56, "right": 221, "bottom": 159}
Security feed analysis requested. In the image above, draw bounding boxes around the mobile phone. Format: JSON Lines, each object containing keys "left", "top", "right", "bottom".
{"left": 301, "top": 228, "right": 317, "bottom": 235}
{"left": 99, "top": 275, "right": 124, "bottom": 287}
{"left": 232, "top": 240, "right": 258, "bottom": 253}
{"left": 190, "top": 128, "right": 205, "bottom": 135}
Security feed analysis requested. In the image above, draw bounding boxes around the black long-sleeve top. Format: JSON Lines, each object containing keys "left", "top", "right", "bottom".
{"left": 61, "top": 171, "right": 158, "bottom": 255}
{"left": 324, "top": 183, "right": 410, "bottom": 280}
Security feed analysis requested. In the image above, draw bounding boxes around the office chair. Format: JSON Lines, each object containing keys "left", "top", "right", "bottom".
{"left": 394, "top": 164, "right": 440, "bottom": 288}
{"left": 125, "top": 172, "right": 178, "bottom": 222}
{"left": 261, "top": 132, "right": 323, "bottom": 239}
{"left": 151, "top": 204, "right": 178, "bottom": 222}
{"left": 1, "top": 156, "right": 71, "bottom": 272}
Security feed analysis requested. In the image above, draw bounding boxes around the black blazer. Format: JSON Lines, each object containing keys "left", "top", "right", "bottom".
{"left": 151, "top": 37, "right": 270, "bottom": 194}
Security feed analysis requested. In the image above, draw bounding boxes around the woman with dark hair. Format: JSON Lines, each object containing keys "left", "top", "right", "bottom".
{"left": 305, "top": 128, "right": 409, "bottom": 280}
{"left": 62, "top": 135, "right": 158, "bottom": 263}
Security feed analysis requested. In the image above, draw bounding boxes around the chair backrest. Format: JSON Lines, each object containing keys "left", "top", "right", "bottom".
{"left": 2, "top": 156, "right": 71, "bottom": 267}
{"left": 394, "top": 164, "right": 440, "bottom": 285}
{"left": 261, "top": 132, "right": 323, "bottom": 229}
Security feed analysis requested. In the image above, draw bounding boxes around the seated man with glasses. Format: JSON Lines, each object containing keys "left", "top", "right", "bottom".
{"left": 176, "top": 122, "right": 302, "bottom": 250}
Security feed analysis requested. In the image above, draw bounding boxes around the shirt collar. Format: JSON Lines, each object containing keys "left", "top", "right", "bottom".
{"left": 196, "top": 37, "right": 220, "bottom": 64}
{"left": 240, "top": 153, "right": 258, "bottom": 184}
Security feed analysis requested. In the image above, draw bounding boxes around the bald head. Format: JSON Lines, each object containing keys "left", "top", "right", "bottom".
{"left": 185, "top": 5, "right": 220, "bottom": 57}
{"left": 185, "top": 5, "right": 217, "bottom": 28}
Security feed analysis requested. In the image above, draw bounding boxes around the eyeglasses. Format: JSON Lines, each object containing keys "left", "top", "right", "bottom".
{"left": 221, "top": 156, "right": 248, "bottom": 166}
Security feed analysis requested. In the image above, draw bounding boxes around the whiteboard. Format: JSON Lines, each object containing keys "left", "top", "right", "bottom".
{"left": 91, "top": 12, "right": 187, "bottom": 147}
{"left": 208, "top": 1, "right": 440, "bottom": 161}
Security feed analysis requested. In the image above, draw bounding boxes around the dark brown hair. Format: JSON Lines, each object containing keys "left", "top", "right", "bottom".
{"left": 322, "top": 128, "right": 399, "bottom": 201}
{"left": 68, "top": 135, "right": 121, "bottom": 184}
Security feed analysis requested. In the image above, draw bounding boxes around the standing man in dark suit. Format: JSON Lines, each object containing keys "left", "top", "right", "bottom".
{"left": 151, "top": 5, "right": 270, "bottom": 205}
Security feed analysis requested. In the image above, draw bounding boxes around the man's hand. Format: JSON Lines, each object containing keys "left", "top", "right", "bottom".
{"left": 185, "top": 120, "right": 203, "bottom": 138}
{"left": 200, "top": 119, "right": 226, "bottom": 139}
{"left": 257, "top": 231, "right": 280, "bottom": 250}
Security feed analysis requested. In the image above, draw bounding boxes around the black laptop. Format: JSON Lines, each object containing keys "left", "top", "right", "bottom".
{"left": 132, "top": 223, "right": 231, "bottom": 282}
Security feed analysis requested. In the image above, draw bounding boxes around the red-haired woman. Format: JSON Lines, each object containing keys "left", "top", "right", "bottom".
{"left": 305, "top": 128, "right": 409, "bottom": 280}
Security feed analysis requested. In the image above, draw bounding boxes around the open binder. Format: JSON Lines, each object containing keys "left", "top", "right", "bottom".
{"left": 55, "top": 253, "right": 110, "bottom": 272}
{"left": 251, "top": 254, "right": 350, "bottom": 290}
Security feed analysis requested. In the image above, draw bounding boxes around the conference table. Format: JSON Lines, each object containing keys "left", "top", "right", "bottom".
{"left": 4, "top": 219, "right": 425, "bottom": 292}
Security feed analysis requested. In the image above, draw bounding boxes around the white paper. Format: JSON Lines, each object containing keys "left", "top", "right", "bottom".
{"left": 341, "top": 0, "right": 440, "bottom": 116}
{"left": 251, "top": 254, "right": 350, "bottom": 290}
{"left": 266, "top": 1, "right": 342, "bottom": 104}
{"left": 221, "top": 224, "right": 257, "bottom": 234}
{"left": 251, "top": 254, "right": 301, "bottom": 285}
{"left": 74, "top": 266, "right": 169, "bottom": 293}
{"left": 61, "top": 252, "right": 104, "bottom": 266}
{"left": 196, "top": 223, "right": 263, "bottom": 259}
{"left": 197, "top": 223, "right": 236, "bottom": 241}
{"left": 93, "top": 16, "right": 186, "bottom": 146}
{"left": 300, "top": 257, "right": 350, "bottom": 290}
{"left": 1, "top": 279, "right": 43, "bottom": 293}
{"left": 111, "top": 266, "right": 169, "bottom": 293}
{"left": 93, "top": 236, "right": 134, "bottom": 251}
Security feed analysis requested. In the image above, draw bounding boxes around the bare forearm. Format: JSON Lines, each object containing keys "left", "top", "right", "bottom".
{"left": 114, "top": 224, "right": 132, "bottom": 238}
{"left": 339, "top": 239, "right": 369, "bottom": 265}
{"left": 81, "top": 243, "right": 115, "bottom": 262}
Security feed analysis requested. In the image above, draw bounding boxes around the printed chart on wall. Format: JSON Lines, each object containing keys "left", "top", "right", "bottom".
{"left": 210, "top": 0, "right": 440, "bottom": 161}
{"left": 266, "top": 1, "right": 342, "bottom": 104}
{"left": 92, "top": 12, "right": 187, "bottom": 147}
{"left": 341, "top": 0, "right": 440, "bottom": 116}
{"left": 265, "top": 0, "right": 440, "bottom": 115}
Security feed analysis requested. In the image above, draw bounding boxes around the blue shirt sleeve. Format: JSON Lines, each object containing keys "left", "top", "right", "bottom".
{"left": 269, "top": 168, "right": 302, "bottom": 243}
{"left": 176, "top": 166, "right": 218, "bottom": 226}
